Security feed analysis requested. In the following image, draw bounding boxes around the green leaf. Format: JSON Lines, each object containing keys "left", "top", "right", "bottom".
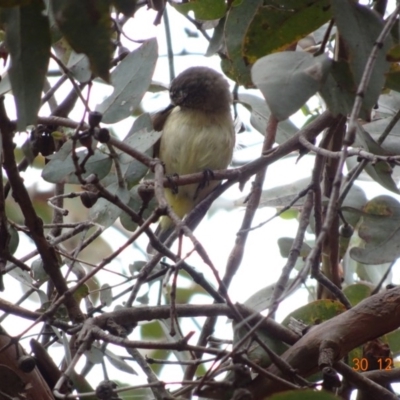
{"left": 343, "top": 283, "right": 372, "bottom": 307}
{"left": 112, "top": 382, "right": 153, "bottom": 400}
{"left": 222, "top": 0, "right": 262, "bottom": 86}
{"left": 119, "top": 186, "right": 157, "bottom": 231}
{"left": 104, "top": 349, "right": 137, "bottom": 375}
{"left": 2, "top": 0, "right": 51, "bottom": 130}
{"left": 243, "top": 0, "right": 332, "bottom": 65}
{"left": 331, "top": 0, "right": 392, "bottom": 116}
{"left": 52, "top": 34, "right": 92, "bottom": 83}
{"left": 356, "top": 262, "right": 392, "bottom": 286}
{"left": 238, "top": 93, "right": 298, "bottom": 144}
{"left": 269, "top": 389, "right": 341, "bottom": 400}
{"left": 111, "top": 0, "right": 138, "bottom": 16}
{"left": 89, "top": 182, "right": 130, "bottom": 228}
{"left": 116, "top": 113, "right": 161, "bottom": 186}
{"left": 361, "top": 111, "right": 400, "bottom": 154}
{"left": 85, "top": 343, "right": 104, "bottom": 364}
{"left": 350, "top": 195, "right": 400, "bottom": 264}
{"left": 281, "top": 299, "right": 346, "bottom": 327}
{"left": 319, "top": 61, "right": 357, "bottom": 117}
{"left": 100, "top": 283, "right": 112, "bottom": 307}
{"left": 252, "top": 52, "right": 331, "bottom": 121}
{"left": 353, "top": 124, "right": 399, "bottom": 194}
{"left": 385, "top": 64, "right": 400, "bottom": 92}
{"left": 0, "top": 72, "right": 11, "bottom": 96}
{"left": 139, "top": 320, "right": 168, "bottom": 374}
{"left": 279, "top": 209, "right": 298, "bottom": 220}
{"left": 8, "top": 223, "right": 19, "bottom": 255}
{"left": 51, "top": 0, "right": 113, "bottom": 82}
{"left": 42, "top": 141, "right": 112, "bottom": 184}
{"left": 205, "top": 16, "right": 225, "bottom": 57}
{"left": 0, "top": 0, "right": 30, "bottom": 6}
{"left": 233, "top": 319, "right": 288, "bottom": 368}
{"left": 340, "top": 184, "right": 367, "bottom": 228}
{"left": 247, "top": 177, "right": 311, "bottom": 208}
{"left": 278, "top": 237, "right": 311, "bottom": 258}
{"left": 386, "top": 329, "right": 400, "bottom": 356}
{"left": 355, "top": 123, "right": 390, "bottom": 156}
{"left": 243, "top": 280, "right": 298, "bottom": 312}
{"left": 66, "top": 51, "right": 92, "bottom": 83}
{"left": 96, "top": 38, "right": 158, "bottom": 123}
{"left": 173, "top": 0, "right": 226, "bottom": 20}
{"left": 364, "top": 161, "right": 399, "bottom": 194}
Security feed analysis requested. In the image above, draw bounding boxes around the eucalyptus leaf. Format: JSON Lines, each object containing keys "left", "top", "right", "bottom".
{"left": 242, "top": 177, "right": 311, "bottom": 209}
{"left": 89, "top": 182, "right": 130, "bottom": 228}
{"left": 100, "top": 283, "right": 113, "bottom": 307}
{"left": 85, "top": 344, "right": 104, "bottom": 364}
{"left": 252, "top": 52, "right": 331, "bottom": 121}
{"left": 173, "top": 0, "right": 225, "bottom": 20}
{"left": 42, "top": 141, "right": 112, "bottom": 184}
{"left": 96, "top": 39, "right": 158, "bottom": 123}
{"left": 104, "top": 349, "right": 137, "bottom": 375}
{"left": 331, "top": 0, "right": 392, "bottom": 116}
{"left": 233, "top": 319, "right": 288, "bottom": 368}
{"left": 118, "top": 114, "right": 162, "bottom": 186}
{"left": 205, "top": 17, "right": 225, "bottom": 57}
{"left": 7, "top": 223, "right": 19, "bottom": 255}
{"left": 343, "top": 283, "right": 372, "bottom": 307}
{"left": 2, "top": 1, "right": 51, "bottom": 129}
{"left": 238, "top": 93, "right": 298, "bottom": 144}
{"left": 243, "top": 0, "right": 332, "bottom": 64}
{"left": 281, "top": 299, "right": 346, "bottom": 328}
{"left": 350, "top": 195, "right": 400, "bottom": 264}
{"left": 278, "top": 237, "right": 312, "bottom": 259}
{"left": 111, "top": 0, "right": 138, "bottom": 16}
{"left": 361, "top": 117, "right": 400, "bottom": 155}
{"left": 319, "top": 60, "right": 357, "bottom": 117}
{"left": 51, "top": 0, "right": 112, "bottom": 82}
{"left": 120, "top": 186, "right": 157, "bottom": 231}
{"left": 222, "top": 0, "right": 262, "bottom": 86}
{"left": 67, "top": 51, "right": 91, "bottom": 83}
{"left": 243, "top": 280, "right": 297, "bottom": 312}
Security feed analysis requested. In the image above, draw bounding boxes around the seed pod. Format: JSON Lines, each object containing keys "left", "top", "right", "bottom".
{"left": 81, "top": 192, "right": 99, "bottom": 208}
{"left": 18, "top": 355, "right": 36, "bottom": 373}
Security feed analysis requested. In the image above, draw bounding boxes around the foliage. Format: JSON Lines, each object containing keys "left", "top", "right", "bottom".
{"left": 0, "top": 1, "right": 400, "bottom": 400}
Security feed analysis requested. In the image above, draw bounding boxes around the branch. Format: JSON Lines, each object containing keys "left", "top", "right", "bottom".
{"left": 0, "top": 98, "right": 83, "bottom": 323}
{"left": 248, "top": 286, "right": 400, "bottom": 398}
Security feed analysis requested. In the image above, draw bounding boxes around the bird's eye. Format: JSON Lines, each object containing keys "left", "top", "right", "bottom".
{"left": 171, "top": 89, "right": 185, "bottom": 103}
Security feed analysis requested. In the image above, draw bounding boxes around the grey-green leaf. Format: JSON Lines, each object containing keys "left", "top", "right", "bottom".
{"left": 2, "top": 1, "right": 51, "bottom": 130}
{"left": 89, "top": 182, "right": 130, "bottom": 228}
{"left": 350, "top": 196, "right": 400, "bottom": 264}
{"left": 100, "top": 283, "right": 112, "bottom": 307}
{"left": 238, "top": 93, "right": 298, "bottom": 144}
{"left": 331, "top": 0, "right": 392, "bottom": 115}
{"left": 51, "top": 0, "right": 113, "bottom": 82}
{"left": 252, "top": 52, "right": 331, "bottom": 121}
{"left": 96, "top": 39, "right": 158, "bottom": 123}
{"left": 42, "top": 141, "right": 112, "bottom": 184}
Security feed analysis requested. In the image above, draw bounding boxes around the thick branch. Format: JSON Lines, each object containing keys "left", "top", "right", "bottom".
{"left": 249, "top": 286, "right": 400, "bottom": 398}
{"left": 0, "top": 99, "right": 83, "bottom": 323}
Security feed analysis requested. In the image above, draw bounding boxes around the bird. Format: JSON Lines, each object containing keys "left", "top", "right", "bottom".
{"left": 147, "top": 66, "right": 235, "bottom": 253}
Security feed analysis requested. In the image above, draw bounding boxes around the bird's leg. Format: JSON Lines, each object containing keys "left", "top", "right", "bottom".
{"left": 194, "top": 169, "right": 214, "bottom": 199}
{"left": 167, "top": 173, "right": 179, "bottom": 195}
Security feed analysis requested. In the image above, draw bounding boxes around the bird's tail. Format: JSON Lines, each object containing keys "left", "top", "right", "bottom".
{"left": 146, "top": 216, "right": 176, "bottom": 254}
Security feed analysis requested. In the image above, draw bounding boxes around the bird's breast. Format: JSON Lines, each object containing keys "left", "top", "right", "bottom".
{"left": 159, "top": 107, "right": 235, "bottom": 177}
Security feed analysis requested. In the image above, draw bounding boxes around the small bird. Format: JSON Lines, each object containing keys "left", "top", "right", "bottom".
{"left": 147, "top": 66, "right": 235, "bottom": 252}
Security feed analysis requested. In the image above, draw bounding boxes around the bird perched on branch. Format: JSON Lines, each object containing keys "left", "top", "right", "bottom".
{"left": 147, "top": 66, "right": 235, "bottom": 253}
